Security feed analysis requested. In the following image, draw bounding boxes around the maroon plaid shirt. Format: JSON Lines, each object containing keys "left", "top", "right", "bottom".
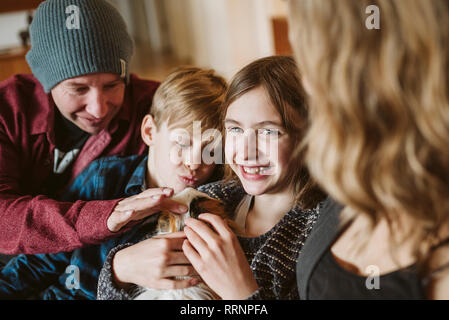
{"left": 0, "top": 73, "right": 158, "bottom": 254}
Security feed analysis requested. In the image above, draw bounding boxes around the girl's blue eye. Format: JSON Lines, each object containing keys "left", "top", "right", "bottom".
{"left": 227, "top": 127, "right": 244, "bottom": 134}
{"left": 259, "top": 128, "right": 280, "bottom": 136}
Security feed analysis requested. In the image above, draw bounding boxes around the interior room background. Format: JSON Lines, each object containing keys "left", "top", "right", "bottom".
{"left": 0, "top": 0, "right": 292, "bottom": 82}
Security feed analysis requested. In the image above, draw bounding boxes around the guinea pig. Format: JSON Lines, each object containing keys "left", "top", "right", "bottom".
{"left": 132, "top": 187, "right": 239, "bottom": 300}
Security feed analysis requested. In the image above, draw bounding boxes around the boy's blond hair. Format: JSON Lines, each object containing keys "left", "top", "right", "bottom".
{"left": 151, "top": 66, "right": 227, "bottom": 132}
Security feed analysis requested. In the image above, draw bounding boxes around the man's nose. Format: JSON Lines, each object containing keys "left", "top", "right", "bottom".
{"left": 85, "top": 91, "right": 109, "bottom": 119}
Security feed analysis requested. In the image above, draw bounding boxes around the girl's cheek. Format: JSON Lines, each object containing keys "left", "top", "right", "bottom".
{"left": 224, "top": 140, "right": 235, "bottom": 164}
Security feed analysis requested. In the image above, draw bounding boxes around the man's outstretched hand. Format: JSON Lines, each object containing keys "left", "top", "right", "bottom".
{"left": 107, "top": 187, "right": 188, "bottom": 232}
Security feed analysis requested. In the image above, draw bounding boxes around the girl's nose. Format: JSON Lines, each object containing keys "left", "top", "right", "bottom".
{"left": 240, "top": 130, "right": 258, "bottom": 161}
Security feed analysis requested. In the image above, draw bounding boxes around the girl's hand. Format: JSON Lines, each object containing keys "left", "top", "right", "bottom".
{"left": 182, "top": 213, "right": 259, "bottom": 300}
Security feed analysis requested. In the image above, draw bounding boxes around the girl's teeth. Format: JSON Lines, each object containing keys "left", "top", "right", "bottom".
{"left": 243, "top": 166, "right": 270, "bottom": 174}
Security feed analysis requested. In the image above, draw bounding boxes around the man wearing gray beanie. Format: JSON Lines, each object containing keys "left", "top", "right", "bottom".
{"left": 0, "top": 0, "right": 180, "bottom": 256}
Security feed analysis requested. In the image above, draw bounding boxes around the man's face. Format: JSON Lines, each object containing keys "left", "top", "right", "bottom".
{"left": 51, "top": 73, "right": 126, "bottom": 134}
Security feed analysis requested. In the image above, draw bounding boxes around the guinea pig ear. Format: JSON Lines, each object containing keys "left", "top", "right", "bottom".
{"left": 188, "top": 196, "right": 209, "bottom": 219}
{"left": 189, "top": 197, "right": 227, "bottom": 220}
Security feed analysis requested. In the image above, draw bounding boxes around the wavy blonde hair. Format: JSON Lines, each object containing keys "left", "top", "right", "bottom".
{"left": 288, "top": 0, "right": 449, "bottom": 262}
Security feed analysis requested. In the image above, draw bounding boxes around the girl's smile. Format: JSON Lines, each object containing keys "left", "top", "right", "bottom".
{"left": 239, "top": 165, "right": 273, "bottom": 180}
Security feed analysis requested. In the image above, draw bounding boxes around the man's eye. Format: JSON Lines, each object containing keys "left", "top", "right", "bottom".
{"left": 104, "top": 83, "right": 118, "bottom": 90}
{"left": 75, "top": 87, "right": 88, "bottom": 94}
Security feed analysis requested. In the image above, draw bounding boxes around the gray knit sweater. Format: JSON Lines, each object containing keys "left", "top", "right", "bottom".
{"left": 97, "top": 180, "right": 321, "bottom": 300}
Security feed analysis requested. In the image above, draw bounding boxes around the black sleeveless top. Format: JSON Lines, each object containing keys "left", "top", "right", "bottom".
{"left": 308, "top": 247, "right": 425, "bottom": 299}
{"left": 297, "top": 198, "right": 448, "bottom": 299}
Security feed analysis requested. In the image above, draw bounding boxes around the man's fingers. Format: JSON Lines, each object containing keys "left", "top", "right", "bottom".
{"left": 117, "top": 188, "right": 169, "bottom": 206}
{"left": 107, "top": 209, "right": 134, "bottom": 232}
{"left": 108, "top": 188, "right": 189, "bottom": 232}
{"left": 115, "top": 196, "right": 165, "bottom": 224}
{"left": 116, "top": 194, "right": 164, "bottom": 213}
{"left": 159, "top": 198, "right": 189, "bottom": 214}
{"left": 135, "top": 187, "right": 173, "bottom": 199}
{"left": 120, "top": 198, "right": 188, "bottom": 219}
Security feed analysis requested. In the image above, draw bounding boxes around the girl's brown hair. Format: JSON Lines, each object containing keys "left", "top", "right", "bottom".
{"left": 289, "top": 0, "right": 449, "bottom": 263}
{"left": 222, "top": 56, "right": 325, "bottom": 209}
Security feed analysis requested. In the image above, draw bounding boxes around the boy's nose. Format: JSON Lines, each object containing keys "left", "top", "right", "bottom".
{"left": 186, "top": 162, "right": 200, "bottom": 171}
{"left": 184, "top": 150, "right": 201, "bottom": 171}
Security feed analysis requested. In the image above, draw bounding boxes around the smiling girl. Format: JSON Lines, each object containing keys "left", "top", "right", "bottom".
{"left": 181, "top": 56, "right": 326, "bottom": 299}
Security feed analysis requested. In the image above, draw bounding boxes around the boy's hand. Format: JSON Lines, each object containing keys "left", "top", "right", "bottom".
{"left": 112, "top": 232, "right": 199, "bottom": 290}
{"left": 107, "top": 187, "right": 188, "bottom": 232}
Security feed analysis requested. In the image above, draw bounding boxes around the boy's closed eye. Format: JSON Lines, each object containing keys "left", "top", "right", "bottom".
{"left": 176, "top": 141, "right": 191, "bottom": 149}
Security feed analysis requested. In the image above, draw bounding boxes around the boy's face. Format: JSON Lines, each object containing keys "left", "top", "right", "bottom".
{"left": 142, "top": 115, "right": 216, "bottom": 194}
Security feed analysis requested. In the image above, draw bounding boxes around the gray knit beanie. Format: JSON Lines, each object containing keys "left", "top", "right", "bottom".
{"left": 26, "top": 0, "right": 134, "bottom": 92}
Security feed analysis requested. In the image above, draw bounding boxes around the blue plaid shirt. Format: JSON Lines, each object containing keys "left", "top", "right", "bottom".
{"left": 0, "top": 154, "right": 158, "bottom": 300}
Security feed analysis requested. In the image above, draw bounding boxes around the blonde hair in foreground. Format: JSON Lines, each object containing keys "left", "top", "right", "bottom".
{"left": 288, "top": 0, "right": 449, "bottom": 264}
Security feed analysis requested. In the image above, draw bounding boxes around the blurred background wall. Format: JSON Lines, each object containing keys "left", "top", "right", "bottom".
{"left": 0, "top": 0, "right": 291, "bottom": 82}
